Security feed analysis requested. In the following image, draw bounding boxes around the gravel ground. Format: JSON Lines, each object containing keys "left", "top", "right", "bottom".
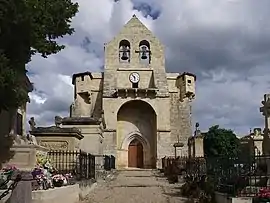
{"left": 82, "top": 169, "right": 187, "bottom": 203}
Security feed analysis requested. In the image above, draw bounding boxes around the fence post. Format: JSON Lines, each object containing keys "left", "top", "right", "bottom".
{"left": 92, "top": 154, "right": 95, "bottom": 179}
{"left": 79, "top": 150, "right": 83, "bottom": 180}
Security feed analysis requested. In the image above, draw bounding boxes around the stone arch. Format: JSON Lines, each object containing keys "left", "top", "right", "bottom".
{"left": 117, "top": 100, "right": 157, "bottom": 168}
{"left": 119, "top": 39, "right": 131, "bottom": 62}
{"left": 122, "top": 132, "right": 151, "bottom": 168}
{"left": 121, "top": 131, "right": 150, "bottom": 151}
{"left": 117, "top": 99, "right": 157, "bottom": 117}
{"left": 138, "top": 40, "right": 151, "bottom": 64}
{"left": 139, "top": 40, "right": 150, "bottom": 49}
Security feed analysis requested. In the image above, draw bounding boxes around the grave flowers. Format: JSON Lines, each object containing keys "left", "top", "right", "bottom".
{"left": 32, "top": 166, "right": 53, "bottom": 190}
{"left": 254, "top": 188, "right": 270, "bottom": 203}
{"left": 52, "top": 174, "right": 66, "bottom": 187}
{"left": 0, "top": 165, "right": 17, "bottom": 189}
{"left": 32, "top": 153, "right": 55, "bottom": 190}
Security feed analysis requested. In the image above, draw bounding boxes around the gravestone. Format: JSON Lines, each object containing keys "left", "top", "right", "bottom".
{"left": 29, "top": 117, "right": 84, "bottom": 151}
{"left": 188, "top": 128, "right": 204, "bottom": 158}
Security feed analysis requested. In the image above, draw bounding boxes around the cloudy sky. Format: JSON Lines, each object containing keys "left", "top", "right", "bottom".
{"left": 26, "top": 0, "right": 270, "bottom": 135}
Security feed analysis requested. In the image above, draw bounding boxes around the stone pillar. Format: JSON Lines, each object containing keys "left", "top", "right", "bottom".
{"left": 188, "top": 133, "right": 204, "bottom": 158}
{"left": 9, "top": 171, "right": 33, "bottom": 203}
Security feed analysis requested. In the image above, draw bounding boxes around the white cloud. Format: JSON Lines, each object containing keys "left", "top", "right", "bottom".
{"left": 26, "top": 0, "right": 270, "bottom": 135}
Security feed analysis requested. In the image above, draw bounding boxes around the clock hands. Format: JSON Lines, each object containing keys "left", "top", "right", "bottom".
{"left": 129, "top": 72, "right": 140, "bottom": 83}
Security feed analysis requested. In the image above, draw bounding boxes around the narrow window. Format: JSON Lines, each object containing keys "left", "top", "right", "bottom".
{"left": 187, "top": 79, "right": 191, "bottom": 84}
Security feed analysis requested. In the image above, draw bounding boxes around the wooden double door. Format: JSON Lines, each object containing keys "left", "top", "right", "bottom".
{"left": 128, "top": 139, "right": 144, "bottom": 168}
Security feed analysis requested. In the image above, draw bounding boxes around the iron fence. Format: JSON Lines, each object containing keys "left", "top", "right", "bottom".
{"left": 162, "top": 154, "right": 270, "bottom": 197}
{"left": 206, "top": 154, "right": 270, "bottom": 197}
{"left": 104, "top": 155, "right": 115, "bottom": 171}
{"left": 48, "top": 150, "right": 95, "bottom": 180}
{"left": 162, "top": 156, "right": 206, "bottom": 178}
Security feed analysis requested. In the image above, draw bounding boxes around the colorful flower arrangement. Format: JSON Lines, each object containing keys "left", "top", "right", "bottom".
{"left": 258, "top": 188, "right": 270, "bottom": 198}
{"left": 254, "top": 188, "right": 270, "bottom": 203}
{"left": 52, "top": 174, "right": 66, "bottom": 187}
{"left": 32, "top": 153, "right": 56, "bottom": 190}
{"left": 32, "top": 153, "right": 74, "bottom": 189}
{"left": 0, "top": 165, "right": 18, "bottom": 189}
{"left": 2, "top": 165, "right": 18, "bottom": 173}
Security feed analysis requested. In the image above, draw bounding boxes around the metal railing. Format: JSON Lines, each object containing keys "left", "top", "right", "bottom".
{"left": 48, "top": 150, "right": 95, "bottom": 180}
{"left": 162, "top": 154, "right": 270, "bottom": 197}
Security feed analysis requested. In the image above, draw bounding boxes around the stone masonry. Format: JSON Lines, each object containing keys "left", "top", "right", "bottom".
{"left": 59, "top": 15, "right": 196, "bottom": 169}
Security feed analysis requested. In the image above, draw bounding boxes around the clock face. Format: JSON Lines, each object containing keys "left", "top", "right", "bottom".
{"left": 129, "top": 72, "right": 140, "bottom": 83}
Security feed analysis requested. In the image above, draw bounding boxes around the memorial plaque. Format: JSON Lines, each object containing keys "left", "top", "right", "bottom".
{"left": 40, "top": 140, "right": 68, "bottom": 150}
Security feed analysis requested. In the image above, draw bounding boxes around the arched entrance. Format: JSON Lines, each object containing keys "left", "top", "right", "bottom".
{"left": 128, "top": 139, "right": 144, "bottom": 168}
{"left": 117, "top": 100, "right": 157, "bottom": 168}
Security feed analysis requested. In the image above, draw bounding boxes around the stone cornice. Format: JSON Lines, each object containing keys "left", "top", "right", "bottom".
{"left": 30, "top": 126, "right": 84, "bottom": 140}
{"left": 61, "top": 117, "right": 101, "bottom": 125}
{"left": 103, "top": 129, "right": 116, "bottom": 132}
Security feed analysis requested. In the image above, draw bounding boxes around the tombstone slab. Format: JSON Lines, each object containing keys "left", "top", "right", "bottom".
{"left": 30, "top": 126, "right": 83, "bottom": 151}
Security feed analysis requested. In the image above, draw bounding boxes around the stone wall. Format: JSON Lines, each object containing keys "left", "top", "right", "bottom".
{"left": 66, "top": 15, "right": 196, "bottom": 168}
{"left": 177, "top": 99, "right": 193, "bottom": 156}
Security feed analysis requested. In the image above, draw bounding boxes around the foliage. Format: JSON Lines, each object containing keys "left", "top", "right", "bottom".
{"left": 181, "top": 175, "right": 216, "bottom": 203}
{"left": 0, "top": 54, "right": 29, "bottom": 111}
{"left": 0, "top": 0, "right": 78, "bottom": 165}
{"left": 0, "top": 133, "right": 15, "bottom": 168}
{"left": 0, "top": 164, "right": 17, "bottom": 189}
{"left": 0, "top": 0, "right": 79, "bottom": 112}
{"left": 203, "top": 125, "right": 240, "bottom": 158}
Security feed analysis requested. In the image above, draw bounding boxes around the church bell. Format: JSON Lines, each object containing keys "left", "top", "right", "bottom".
{"left": 141, "top": 46, "right": 148, "bottom": 60}
{"left": 120, "top": 46, "right": 129, "bottom": 60}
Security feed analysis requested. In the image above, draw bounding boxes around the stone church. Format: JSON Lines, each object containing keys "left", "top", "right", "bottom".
{"left": 32, "top": 15, "right": 196, "bottom": 169}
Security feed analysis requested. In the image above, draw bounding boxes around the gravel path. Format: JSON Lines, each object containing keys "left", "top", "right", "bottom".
{"left": 83, "top": 169, "right": 187, "bottom": 203}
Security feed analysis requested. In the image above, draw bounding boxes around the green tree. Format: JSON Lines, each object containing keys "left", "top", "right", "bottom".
{"left": 203, "top": 125, "right": 240, "bottom": 158}
{"left": 0, "top": 0, "right": 78, "bottom": 166}
{"left": 0, "top": 0, "right": 79, "bottom": 112}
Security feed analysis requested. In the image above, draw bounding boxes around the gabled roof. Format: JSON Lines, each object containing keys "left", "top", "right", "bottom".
{"left": 105, "top": 14, "right": 161, "bottom": 46}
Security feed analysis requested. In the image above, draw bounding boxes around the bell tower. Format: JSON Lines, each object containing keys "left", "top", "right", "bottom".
{"left": 103, "top": 15, "right": 169, "bottom": 98}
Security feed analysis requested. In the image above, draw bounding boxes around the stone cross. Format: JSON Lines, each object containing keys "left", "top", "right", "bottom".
{"left": 260, "top": 94, "right": 270, "bottom": 136}
{"left": 260, "top": 94, "right": 270, "bottom": 185}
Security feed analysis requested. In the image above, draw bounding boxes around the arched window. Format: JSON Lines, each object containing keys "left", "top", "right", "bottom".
{"left": 119, "top": 40, "right": 131, "bottom": 63}
{"left": 138, "top": 40, "right": 151, "bottom": 64}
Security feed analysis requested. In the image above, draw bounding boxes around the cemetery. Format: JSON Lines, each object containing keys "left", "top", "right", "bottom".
{"left": 159, "top": 94, "right": 270, "bottom": 203}
{"left": 0, "top": 12, "right": 269, "bottom": 203}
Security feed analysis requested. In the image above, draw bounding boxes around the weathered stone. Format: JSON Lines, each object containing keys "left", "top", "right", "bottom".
{"left": 57, "top": 15, "right": 196, "bottom": 168}
{"left": 9, "top": 171, "right": 33, "bottom": 203}
{"left": 30, "top": 126, "right": 83, "bottom": 151}
{"left": 3, "top": 144, "right": 49, "bottom": 171}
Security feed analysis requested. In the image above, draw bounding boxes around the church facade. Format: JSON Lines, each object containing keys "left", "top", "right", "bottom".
{"left": 61, "top": 15, "right": 196, "bottom": 169}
